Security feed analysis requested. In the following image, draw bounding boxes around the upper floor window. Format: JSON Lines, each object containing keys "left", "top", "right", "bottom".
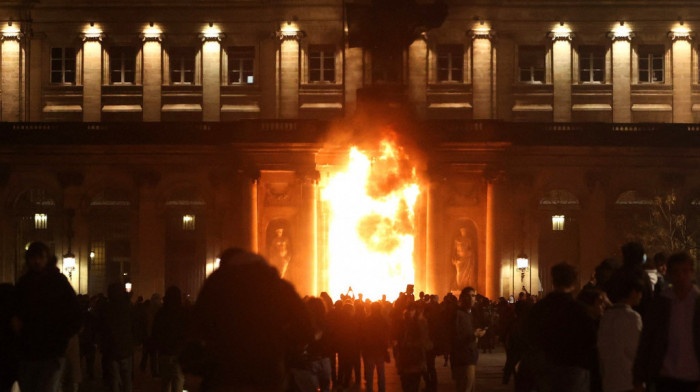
{"left": 228, "top": 47, "right": 255, "bottom": 85}
{"left": 437, "top": 45, "right": 464, "bottom": 83}
{"left": 638, "top": 45, "right": 664, "bottom": 84}
{"left": 579, "top": 46, "right": 605, "bottom": 83}
{"left": 308, "top": 45, "right": 335, "bottom": 83}
{"left": 169, "top": 48, "right": 196, "bottom": 85}
{"left": 110, "top": 47, "right": 136, "bottom": 84}
{"left": 518, "top": 46, "right": 545, "bottom": 83}
{"left": 50, "top": 48, "right": 76, "bottom": 84}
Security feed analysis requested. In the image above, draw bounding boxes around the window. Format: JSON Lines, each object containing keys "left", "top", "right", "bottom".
{"left": 169, "top": 48, "right": 196, "bottom": 84}
{"left": 518, "top": 46, "right": 545, "bottom": 83}
{"left": 308, "top": 45, "right": 335, "bottom": 83}
{"left": 638, "top": 45, "right": 664, "bottom": 83}
{"left": 579, "top": 46, "right": 605, "bottom": 83}
{"left": 228, "top": 47, "right": 255, "bottom": 84}
{"left": 50, "top": 48, "right": 76, "bottom": 84}
{"left": 437, "top": 45, "right": 464, "bottom": 82}
{"left": 109, "top": 47, "right": 136, "bottom": 84}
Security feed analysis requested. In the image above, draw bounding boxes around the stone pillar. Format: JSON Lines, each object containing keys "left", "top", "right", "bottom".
{"left": 670, "top": 31, "right": 693, "bottom": 123}
{"left": 408, "top": 37, "right": 428, "bottom": 118}
{"left": 141, "top": 32, "right": 162, "bottom": 121}
{"left": 299, "top": 171, "right": 319, "bottom": 295}
{"left": 200, "top": 32, "right": 223, "bottom": 121}
{"left": 610, "top": 31, "right": 633, "bottom": 123}
{"left": 276, "top": 30, "right": 304, "bottom": 118}
{"left": 28, "top": 34, "right": 43, "bottom": 121}
{"left": 135, "top": 185, "right": 165, "bottom": 298}
{"left": 471, "top": 29, "right": 494, "bottom": 119}
{"left": 425, "top": 182, "right": 440, "bottom": 294}
{"left": 484, "top": 176, "right": 500, "bottom": 300}
{"left": 344, "top": 46, "right": 363, "bottom": 117}
{"left": 550, "top": 31, "right": 573, "bottom": 122}
{"left": 239, "top": 170, "right": 260, "bottom": 253}
{"left": 1, "top": 31, "right": 22, "bottom": 121}
{"left": 81, "top": 32, "right": 103, "bottom": 122}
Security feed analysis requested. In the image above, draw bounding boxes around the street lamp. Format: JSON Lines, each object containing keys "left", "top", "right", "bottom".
{"left": 517, "top": 253, "right": 529, "bottom": 291}
{"left": 63, "top": 251, "right": 76, "bottom": 279}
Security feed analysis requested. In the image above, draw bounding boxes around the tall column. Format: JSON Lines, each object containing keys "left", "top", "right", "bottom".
{"left": 670, "top": 31, "right": 693, "bottom": 123}
{"left": 484, "top": 176, "right": 500, "bottom": 300}
{"left": 471, "top": 29, "right": 494, "bottom": 119}
{"left": 425, "top": 182, "right": 439, "bottom": 294}
{"left": 135, "top": 188, "right": 165, "bottom": 298}
{"left": 200, "top": 32, "right": 223, "bottom": 121}
{"left": 344, "top": 46, "right": 363, "bottom": 117}
{"left": 276, "top": 30, "right": 304, "bottom": 118}
{"left": 408, "top": 37, "right": 428, "bottom": 118}
{"left": 299, "top": 171, "right": 319, "bottom": 295}
{"left": 550, "top": 30, "right": 573, "bottom": 122}
{"left": 141, "top": 32, "right": 162, "bottom": 121}
{"left": 1, "top": 30, "right": 23, "bottom": 121}
{"left": 28, "top": 34, "right": 43, "bottom": 121}
{"left": 610, "top": 29, "right": 633, "bottom": 123}
{"left": 81, "top": 31, "right": 103, "bottom": 122}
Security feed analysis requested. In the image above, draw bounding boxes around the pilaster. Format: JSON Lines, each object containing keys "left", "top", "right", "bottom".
{"left": 471, "top": 28, "right": 494, "bottom": 119}
{"left": 669, "top": 30, "right": 694, "bottom": 123}
{"left": 276, "top": 29, "right": 304, "bottom": 118}
{"left": 81, "top": 30, "right": 104, "bottom": 122}
{"left": 141, "top": 31, "right": 163, "bottom": 121}
{"left": 1, "top": 30, "right": 23, "bottom": 121}
{"left": 609, "top": 28, "right": 634, "bottom": 123}
{"left": 200, "top": 31, "right": 224, "bottom": 121}
{"left": 550, "top": 30, "right": 573, "bottom": 122}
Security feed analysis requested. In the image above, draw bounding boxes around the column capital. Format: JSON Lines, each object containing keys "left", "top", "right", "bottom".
{"left": 80, "top": 32, "right": 104, "bottom": 42}
{"left": 549, "top": 31, "right": 574, "bottom": 41}
{"left": 1, "top": 31, "right": 23, "bottom": 41}
{"left": 469, "top": 28, "right": 494, "bottom": 40}
{"left": 199, "top": 32, "right": 225, "bottom": 42}
{"left": 140, "top": 32, "right": 163, "bottom": 42}
{"left": 275, "top": 29, "right": 305, "bottom": 41}
{"left": 668, "top": 30, "right": 694, "bottom": 41}
{"left": 607, "top": 31, "right": 635, "bottom": 42}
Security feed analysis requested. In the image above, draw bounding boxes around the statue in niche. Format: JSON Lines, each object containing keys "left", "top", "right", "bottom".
{"left": 451, "top": 224, "right": 477, "bottom": 290}
{"left": 267, "top": 220, "right": 292, "bottom": 278}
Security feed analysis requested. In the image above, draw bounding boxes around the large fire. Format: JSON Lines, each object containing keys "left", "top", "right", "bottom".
{"left": 321, "top": 138, "right": 421, "bottom": 301}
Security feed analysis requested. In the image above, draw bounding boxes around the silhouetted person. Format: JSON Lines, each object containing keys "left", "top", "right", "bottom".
{"left": 634, "top": 252, "right": 700, "bottom": 392}
{"left": 337, "top": 302, "right": 361, "bottom": 388}
{"left": 618, "top": 242, "right": 653, "bottom": 316}
{"left": 450, "top": 287, "right": 485, "bottom": 392}
{"left": 99, "top": 283, "right": 135, "bottom": 392}
{"left": 15, "top": 242, "right": 81, "bottom": 392}
{"left": 362, "top": 302, "right": 390, "bottom": 392}
{"left": 188, "top": 248, "right": 313, "bottom": 392}
{"left": 0, "top": 283, "right": 18, "bottom": 392}
{"left": 395, "top": 301, "right": 430, "bottom": 392}
{"left": 305, "top": 297, "right": 332, "bottom": 392}
{"left": 524, "top": 262, "right": 597, "bottom": 392}
{"left": 152, "top": 286, "right": 188, "bottom": 392}
{"left": 648, "top": 252, "right": 668, "bottom": 294}
{"left": 598, "top": 269, "right": 645, "bottom": 392}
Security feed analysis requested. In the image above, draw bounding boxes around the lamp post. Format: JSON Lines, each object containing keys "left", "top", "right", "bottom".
{"left": 516, "top": 253, "right": 529, "bottom": 292}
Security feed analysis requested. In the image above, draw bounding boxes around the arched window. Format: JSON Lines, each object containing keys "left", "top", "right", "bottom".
{"left": 615, "top": 190, "right": 653, "bottom": 206}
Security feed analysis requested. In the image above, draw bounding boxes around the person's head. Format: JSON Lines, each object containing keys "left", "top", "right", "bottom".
{"left": 654, "top": 252, "right": 668, "bottom": 275}
{"left": 577, "top": 288, "right": 608, "bottom": 320}
{"left": 551, "top": 262, "right": 578, "bottom": 292}
{"left": 459, "top": 286, "right": 477, "bottom": 309}
{"left": 218, "top": 247, "right": 266, "bottom": 269}
{"left": 25, "top": 242, "right": 50, "bottom": 272}
{"left": 666, "top": 252, "right": 695, "bottom": 291}
{"left": 163, "top": 285, "right": 182, "bottom": 307}
{"left": 621, "top": 242, "right": 646, "bottom": 268}
{"left": 594, "top": 259, "right": 617, "bottom": 288}
{"left": 607, "top": 270, "right": 645, "bottom": 305}
{"left": 107, "top": 283, "right": 126, "bottom": 302}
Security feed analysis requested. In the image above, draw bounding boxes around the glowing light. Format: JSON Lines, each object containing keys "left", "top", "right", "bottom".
{"left": 125, "top": 282, "right": 132, "bottom": 293}
{"left": 62, "top": 253, "right": 76, "bottom": 278}
{"left": 182, "top": 214, "right": 195, "bottom": 230}
{"left": 34, "top": 213, "right": 47, "bottom": 229}
{"left": 89, "top": 251, "right": 95, "bottom": 259}
{"left": 83, "top": 24, "right": 102, "bottom": 38}
{"left": 322, "top": 138, "right": 421, "bottom": 301}
{"left": 202, "top": 25, "right": 221, "bottom": 40}
{"left": 516, "top": 254, "right": 529, "bottom": 270}
{"left": 612, "top": 23, "right": 631, "bottom": 39}
{"left": 142, "top": 24, "right": 162, "bottom": 40}
{"left": 552, "top": 215, "right": 565, "bottom": 231}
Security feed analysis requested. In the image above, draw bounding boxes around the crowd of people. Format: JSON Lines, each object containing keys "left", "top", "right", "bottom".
{"left": 1, "top": 241, "right": 699, "bottom": 392}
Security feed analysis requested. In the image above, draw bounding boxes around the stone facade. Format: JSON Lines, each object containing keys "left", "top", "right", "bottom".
{"left": 1, "top": 0, "right": 700, "bottom": 300}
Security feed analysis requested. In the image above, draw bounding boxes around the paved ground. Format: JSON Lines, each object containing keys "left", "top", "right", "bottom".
{"left": 24, "top": 346, "right": 510, "bottom": 392}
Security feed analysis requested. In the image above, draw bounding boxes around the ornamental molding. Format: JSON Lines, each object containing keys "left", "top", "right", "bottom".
{"left": 469, "top": 28, "right": 494, "bottom": 40}
{"left": 0, "top": 31, "right": 23, "bottom": 41}
{"left": 607, "top": 31, "right": 635, "bottom": 42}
{"left": 275, "top": 30, "right": 306, "bottom": 41}
{"left": 668, "top": 31, "right": 694, "bottom": 41}
{"left": 548, "top": 31, "right": 574, "bottom": 41}
{"left": 140, "top": 33, "right": 163, "bottom": 43}
{"left": 199, "top": 32, "right": 225, "bottom": 42}
{"left": 80, "top": 32, "right": 104, "bottom": 42}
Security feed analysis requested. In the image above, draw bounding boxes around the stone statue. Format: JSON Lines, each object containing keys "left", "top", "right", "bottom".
{"left": 268, "top": 227, "right": 292, "bottom": 278}
{"left": 452, "top": 226, "right": 475, "bottom": 289}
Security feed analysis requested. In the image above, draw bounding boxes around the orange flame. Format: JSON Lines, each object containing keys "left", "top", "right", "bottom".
{"left": 322, "top": 138, "right": 421, "bottom": 301}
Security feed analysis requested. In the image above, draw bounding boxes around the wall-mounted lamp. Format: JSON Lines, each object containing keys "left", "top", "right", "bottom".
{"left": 63, "top": 252, "right": 76, "bottom": 279}
{"left": 125, "top": 282, "right": 132, "bottom": 293}
{"left": 516, "top": 253, "right": 529, "bottom": 291}
{"left": 552, "top": 215, "right": 565, "bottom": 231}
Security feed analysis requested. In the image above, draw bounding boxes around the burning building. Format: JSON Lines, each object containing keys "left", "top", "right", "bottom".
{"left": 1, "top": 0, "right": 700, "bottom": 300}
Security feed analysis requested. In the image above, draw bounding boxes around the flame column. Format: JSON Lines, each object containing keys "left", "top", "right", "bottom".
{"left": 670, "top": 30, "right": 693, "bottom": 123}
{"left": 1, "top": 30, "right": 23, "bottom": 121}
{"left": 81, "top": 31, "right": 103, "bottom": 122}
{"left": 609, "top": 28, "right": 633, "bottom": 123}
{"left": 276, "top": 30, "right": 304, "bottom": 118}
{"left": 141, "top": 31, "right": 163, "bottom": 121}
{"left": 200, "top": 31, "right": 224, "bottom": 121}
{"left": 550, "top": 30, "right": 573, "bottom": 122}
{"left": 471, "top": 28, "right": 494, "bottom": 119}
